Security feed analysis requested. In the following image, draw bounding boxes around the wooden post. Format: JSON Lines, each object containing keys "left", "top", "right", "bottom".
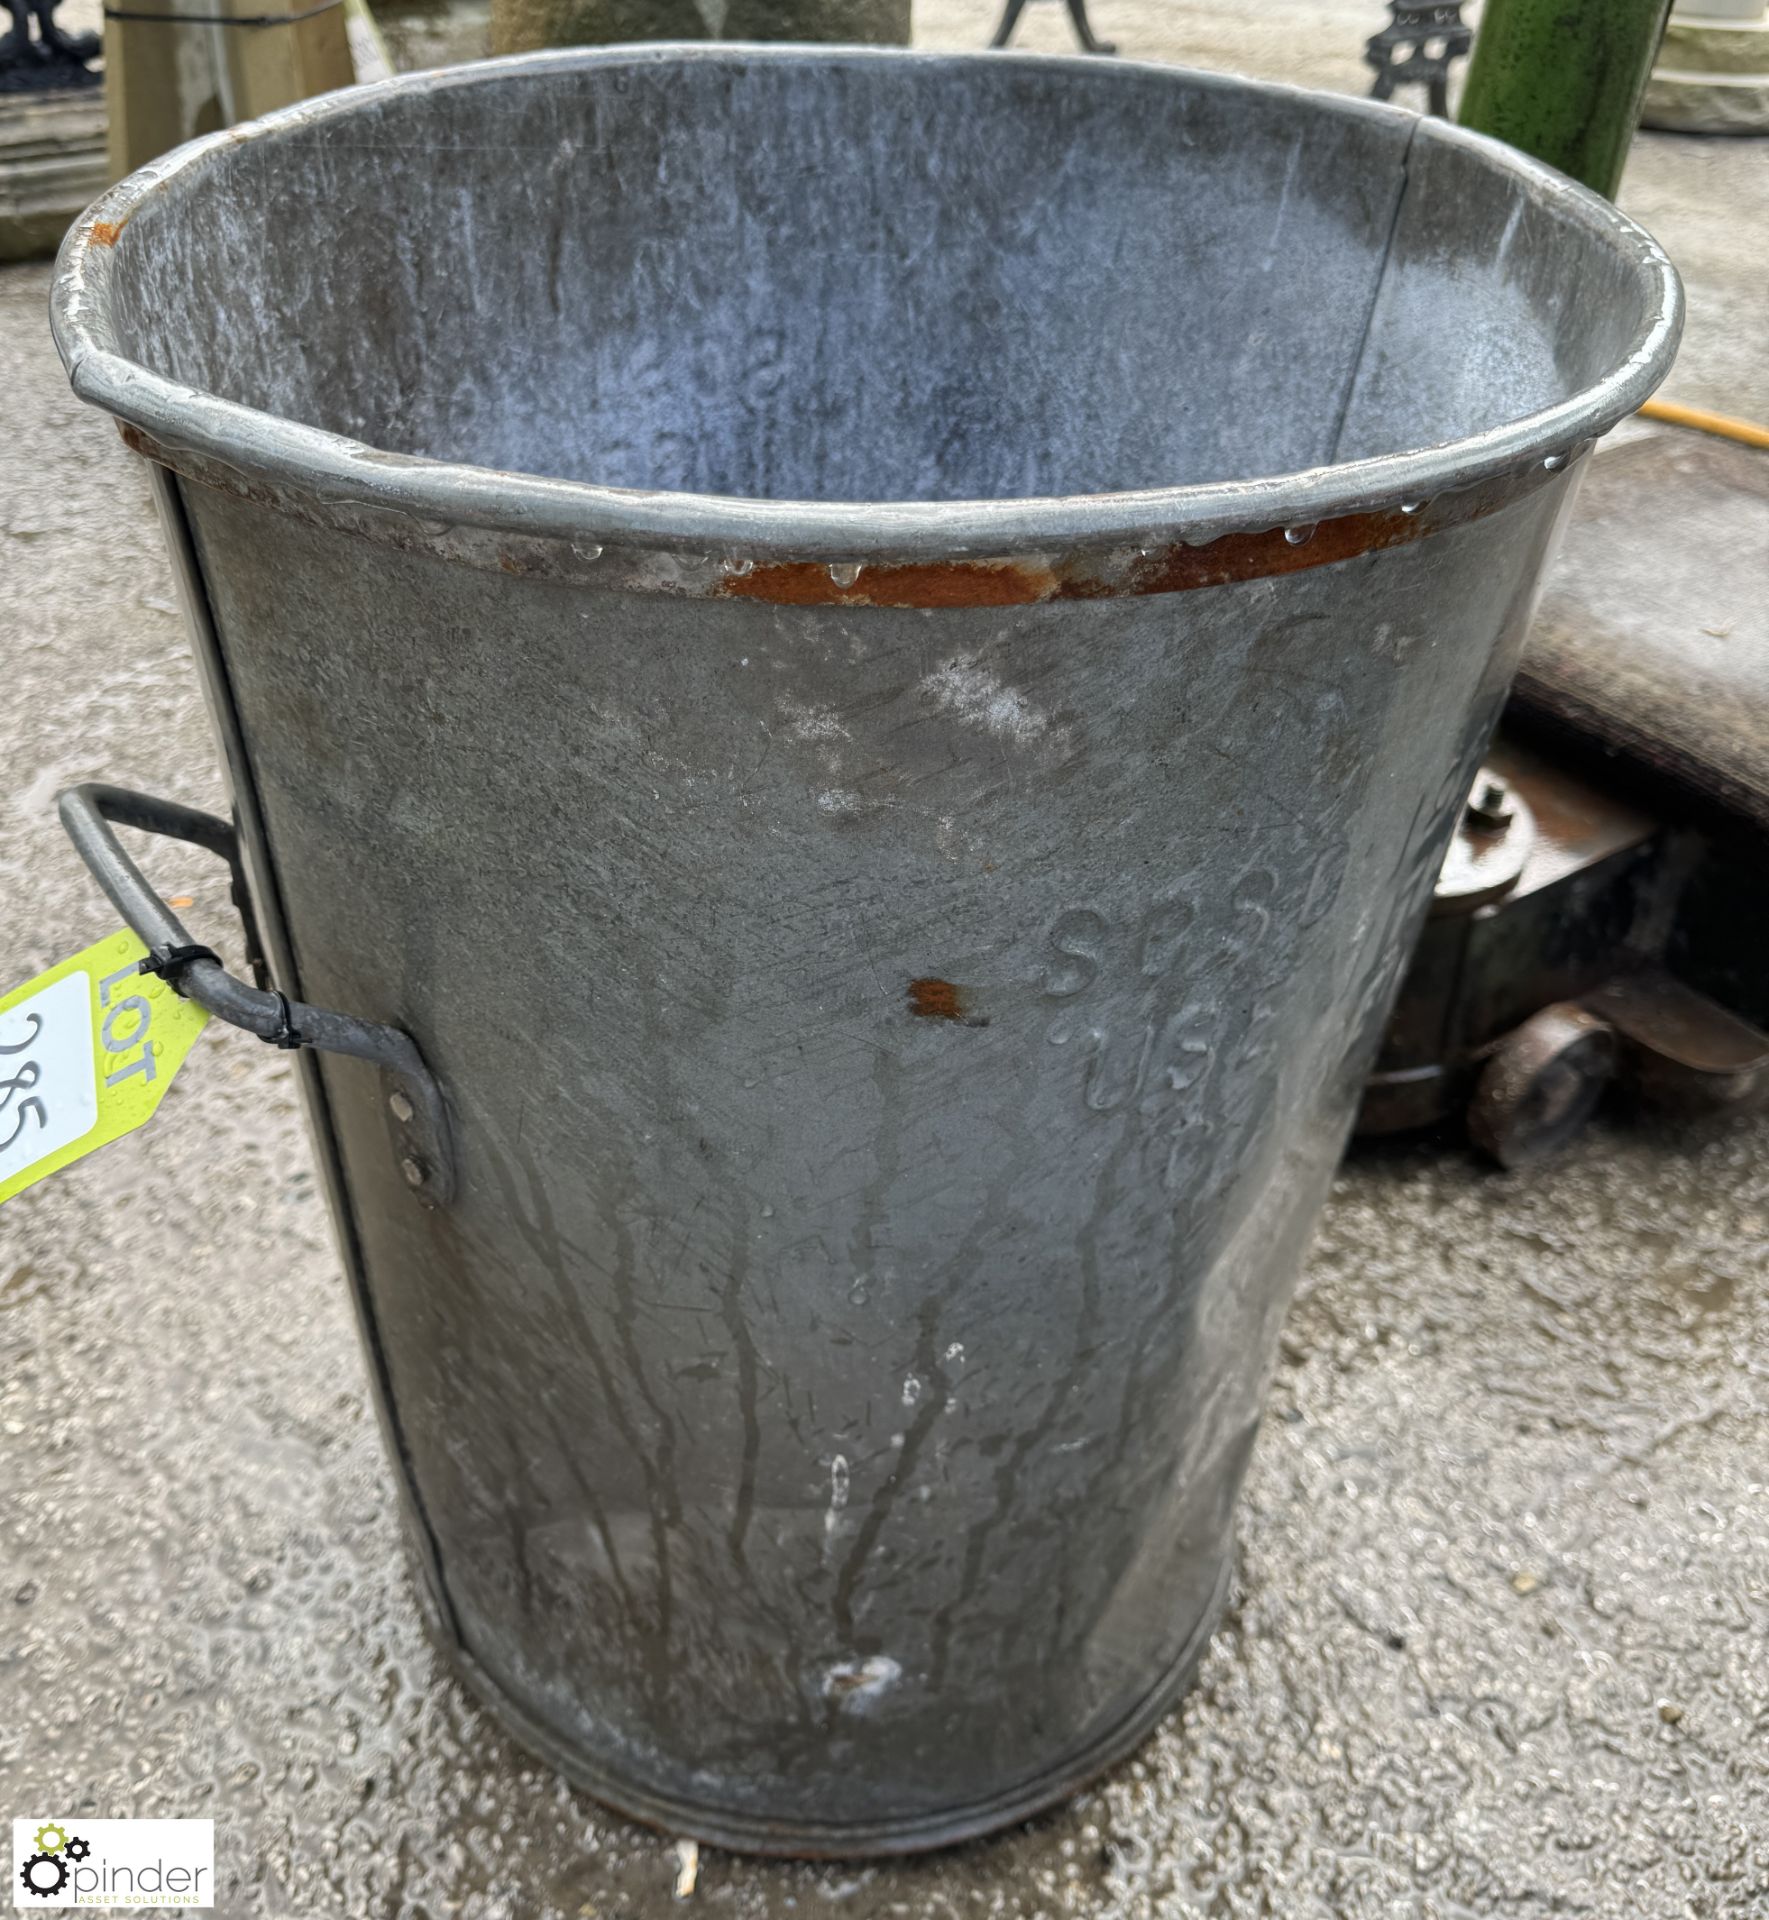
{"left": 106, "top": 0, "right": 353, "bottom": 181}
{"left": 490, "top": 0, "right": 909, "bottom": 59}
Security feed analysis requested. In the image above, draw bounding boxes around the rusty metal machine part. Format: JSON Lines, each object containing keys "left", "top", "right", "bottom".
{"left": 1361, "top": 739, "right": 1668, "bottom": 1137}
{"left": 1361, "top": 737, "right": 1769, "bottom": 1154}
{"left": 51, "top": 49, "right": 1681, "bottom": 1854}
{"left": 1467, "top": 1001, "right": 1617, "bottom": 1167}
{"left": 1586, "top": 969, "right": 1769, "bottom": 1111}
{"left": 1433, "top": 767, "right": 1537, "bottom": 910}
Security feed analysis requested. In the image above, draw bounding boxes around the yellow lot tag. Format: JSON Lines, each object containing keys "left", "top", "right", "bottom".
{"left": 0, "top": 931, "right": 211, "bottom": 1207}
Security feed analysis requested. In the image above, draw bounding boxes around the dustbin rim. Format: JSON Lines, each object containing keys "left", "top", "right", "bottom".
{"left": 51, "top": 44, "right": 1683, "bottom": 565}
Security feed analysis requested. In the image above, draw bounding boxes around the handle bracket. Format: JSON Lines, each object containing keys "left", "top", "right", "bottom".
{"left": 59, "top": 783, "right": 454, "bottom": 1205}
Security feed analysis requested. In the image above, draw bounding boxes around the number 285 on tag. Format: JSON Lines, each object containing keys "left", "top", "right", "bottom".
{"left": 0, "top": 932, "right": 211, "bottom": 1207}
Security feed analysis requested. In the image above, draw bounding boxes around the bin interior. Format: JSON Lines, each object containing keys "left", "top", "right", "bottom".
{"left": 99, "top": 55, "right": 1658, "bottom": 505}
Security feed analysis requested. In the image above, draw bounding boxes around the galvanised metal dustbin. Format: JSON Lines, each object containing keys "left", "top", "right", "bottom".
{"left": 50, "top": 47, "right": 1680, "bottom": 1855}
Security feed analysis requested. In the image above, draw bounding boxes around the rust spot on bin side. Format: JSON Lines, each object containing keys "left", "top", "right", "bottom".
{"left": 89, "top": 219, "right": 126, "bottom": 247}
{"left": 908, "top": 978, "right": 988, "bottom": 1026}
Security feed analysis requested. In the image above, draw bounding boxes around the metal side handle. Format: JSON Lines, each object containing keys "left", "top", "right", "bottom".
{"left": 58, "top": 783, "right": 454, "bottom": 1205}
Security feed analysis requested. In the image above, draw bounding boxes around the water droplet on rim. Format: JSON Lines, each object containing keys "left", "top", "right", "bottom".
{"left": 827, "top": 562, "right": 863, "bottom": 588}
{"left": 724, "top": 555, "right": 755, "bottom": 577}
{"left": 572, "top": 542, "right": 603, "bottom": 564}
{"left": 1543, "top": 453, "right": 1568, "bottom": 473}
{"left": 1400, "top": 500, "right": 1424, "bottom": 515}
{"left": 1284, "top": 524, "right": 1316, "bottom": 546}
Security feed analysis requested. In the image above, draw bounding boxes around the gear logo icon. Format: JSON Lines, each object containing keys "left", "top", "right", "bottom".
{"left": 18, "top": 1823, "right": 91, "bottom": 1899}
{"left": 19, "top": 1851, "right": 68, "bottom": 1899}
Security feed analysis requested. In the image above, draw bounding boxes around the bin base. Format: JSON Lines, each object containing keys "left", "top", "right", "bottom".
{"left": 413, "top": 1552, "right": 1234, "bottom": 1858}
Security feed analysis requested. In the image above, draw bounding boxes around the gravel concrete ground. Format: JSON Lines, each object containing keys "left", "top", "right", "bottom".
{"left": 3, "top": 10, "right": 1766, "bottom": 1916}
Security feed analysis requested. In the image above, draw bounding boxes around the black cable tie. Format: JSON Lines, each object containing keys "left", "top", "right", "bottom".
{"left": 138, "top": 943, "right": 221, "bottom": 989}
{"left": 268, "top": 990, "right": 303, "bottom": 1050}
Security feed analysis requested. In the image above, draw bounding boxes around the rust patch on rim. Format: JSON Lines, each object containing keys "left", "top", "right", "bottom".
{"left": 105, "top": 417, "right": 1575, "bottom": 597}
{"left": 89, "top": 219, "right": 127, "bottom": 248}
{"left": 713, "top": 459, "right": 1566, "bottom": 609}
{"left": 1119, "top": 512, "right": 1423, "bottom": 594}
{"left": 720, "top": 558, "right": 1058, "bottom": 608}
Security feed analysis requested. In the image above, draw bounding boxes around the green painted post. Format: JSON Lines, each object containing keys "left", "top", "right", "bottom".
{"left": 1458, "top": 0, "right": 1676, "bottom": 198}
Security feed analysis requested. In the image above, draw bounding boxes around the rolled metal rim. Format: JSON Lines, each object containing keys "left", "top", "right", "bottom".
{"left": 50, "top": 44, "right": 1684, "bottom": 562}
